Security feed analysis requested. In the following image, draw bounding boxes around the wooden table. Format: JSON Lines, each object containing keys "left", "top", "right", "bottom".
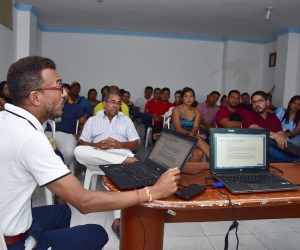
{"left": 102, "top": 163, "right": 300, "bottom": 250}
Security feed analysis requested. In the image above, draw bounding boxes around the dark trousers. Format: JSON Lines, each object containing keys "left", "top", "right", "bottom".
{"left": 140, "top": 113, "right": 153, "bottom": 138}
{"left": 8, "top": 204, "right": 108, "bottom": 250}
{"left": 152, "top": 123, "right": 164, "bottom": 144}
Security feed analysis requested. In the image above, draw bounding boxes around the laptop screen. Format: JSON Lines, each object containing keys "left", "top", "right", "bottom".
{"left": 145, "top": 128, "right": 198, "bottom": 172}
{"left": 210, "top": 128, "right": 270, "bottom": 174}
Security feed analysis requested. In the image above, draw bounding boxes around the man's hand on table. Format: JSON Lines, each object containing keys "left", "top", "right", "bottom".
{"left": 150, "top": 168, "right": 180, "bottom": 200}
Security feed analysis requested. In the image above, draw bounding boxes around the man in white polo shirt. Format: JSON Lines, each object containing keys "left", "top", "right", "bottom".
{"left": 0, "top": 56, "right": 180, "bottom": 249}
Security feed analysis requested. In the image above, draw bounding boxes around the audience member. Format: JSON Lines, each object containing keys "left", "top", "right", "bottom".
{"left": 242, "top": 91, "right": 297, "bottom": 162}
{"left": 215, "top": 90, "right": 248, "bottom": 128}
{"left": 197, "top": 91, "right": 220, "bottom": 136}
{"left": 150, "top": 87, "right": 174, "bottom": 144}
{"left": 75, "top": 90, "right": 140, "bottom": 237}
{"left": 141, "top": 88, "right": 161, "bottom": 139}
{"left": 220, "top": 95, "right": 227, "bottom": 107}
{"left": 0, "top": 81, "right": 13, "bottom": 110}
{"left": 174, "top": 90, "right": 182, "bottom": 106}
{"left": 45, "top": 83, "right": 87, "bottom": 165}
{"left": 274, "top": 95, "right": 300, "bottom": 147}
{"left": 87, "top": 88, "right": 101, "bottom": 109}
{"left": 68, "top": 81, "right": 93, "bottom": 117}
{"left": 267, "top": 93, "right": 277, "bottom": 111}
{"left": 94, "top": 85, "right": 129, "bottom": 116}
{"left": 171, "top": 87, "right": 210, "bottom": 161}
{"left": 0, "top": 56, "right": 180, "bottom": 249}
{"left": 135, "top": 86, "right": 153, "bottom": 114}
{"left": 238, "top": 92, "right": 253, "bottom": 111}
{"left": 101, "top": 85, "right": 109, "bottom": 102}
{"left": 122, "top": 90, "right": 139, "bottom": 121}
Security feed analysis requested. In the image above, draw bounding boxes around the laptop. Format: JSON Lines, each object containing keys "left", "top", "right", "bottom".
{"left": 209, "top": 128, "right": 299, "bottom": 194}
{"left": 99, "top": 128, "right": 199, "bottom": 190}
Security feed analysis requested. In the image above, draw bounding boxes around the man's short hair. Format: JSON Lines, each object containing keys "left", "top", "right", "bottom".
{"left": 161, "top": 87, "right": 170, "bottom": 94}
{"left": 145, "top": 86, "right": 153, "bottom": 92}
{"left": 175, "top": 90, "right": 182, "bottom": 95}
{"left": 228, "top": 90, "right": 240, "bottom": 97}
{"left": 241, "top": 92, "right": 249, "bottom": 97}
{"left": 71, "top": 81, "right": 81, "bottom": 88}
{"left": 266, "top": 93, "right": 272, "bottom": 100}
{"left": 104, "top": 90, "right": 122, "bottom": 102}
{"left": 63, "top": 83, "right": 71, "bottom": 91}
{"left": 153, "top": 87, "right": 161, "bottom": 92}
{"left": 7, "top": 56, "right": 56, "bottom": 106}
{"left": 210, "top": 91, "right": 220, "bottom": 97}
{"left": 251, "top": 91, "right": 268, "bottom": 101}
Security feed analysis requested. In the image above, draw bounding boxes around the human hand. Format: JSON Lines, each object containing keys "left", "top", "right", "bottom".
{"left": 195, "top": 134, "right": 206, "bottom": 140}
{"left": 150, "top": 168, "right": 180, "bottom": 200}
{"left": 273, "top": 133, "right": 287, "bottom": 149}
{"left": 94, "top": 138, "right": 115, "bottom": 150}
{"left": 123, "top": 157, "right": 139, "bottom": 163}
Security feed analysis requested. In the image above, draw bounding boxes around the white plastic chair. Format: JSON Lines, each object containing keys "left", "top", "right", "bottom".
{"left": 83, "top": 165, "right": 105, "bottom": 190}
{"left": 68, "top": 120, "right": 79, "bottom": 174}
{"left": 145, "top": 127, "right": 153, "bottom": 148}
{"left": 0, "top": 225, "right": 8, "bottom": 250}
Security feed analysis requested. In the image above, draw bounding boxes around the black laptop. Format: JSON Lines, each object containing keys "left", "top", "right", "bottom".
{"left": 99, "top": 128, "right": 199, "bottom": 190}
{"left": 209, "top": 128, "right": 299, "bottom": 194}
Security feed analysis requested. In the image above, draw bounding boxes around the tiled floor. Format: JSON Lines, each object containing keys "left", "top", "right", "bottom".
{"left": 32, "top": 134, "right": 300, "bottom": 250}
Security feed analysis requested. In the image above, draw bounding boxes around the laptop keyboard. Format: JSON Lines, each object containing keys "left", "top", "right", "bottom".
{"left": 219, "top": 173, "right": 284, "bottom": 184}
{"left": 122, "top": 162, "right": 159, "bottom": 185}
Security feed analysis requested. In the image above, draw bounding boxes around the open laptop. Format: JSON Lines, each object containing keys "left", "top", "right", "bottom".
{"left": 99, "top": 128, "right": 199, "bottom": 190}
{"left": 209, "top": 128, "right": 299, "bottom": 194}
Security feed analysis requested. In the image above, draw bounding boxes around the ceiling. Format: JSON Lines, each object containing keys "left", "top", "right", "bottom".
{"left": 15, "top": 0, "right": 300, "bottom": 40}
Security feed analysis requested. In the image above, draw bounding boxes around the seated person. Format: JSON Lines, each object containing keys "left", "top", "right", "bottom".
{"left": 150, "top": 88, "right": 174, "bottom": 144}
{"left": 164, "top": 90, "right": 182, "bottom": 122}
{"left": 267, "top": 93, "right": 277, "bottom": 112}
{"left": 215, "top": 90, "right": 248, "bottom": 128}
{"left": 101, "top": 85, "right": 109, "bottom": 102}
{"left": 273, "top": 95, "right": 300, "bottom": 147}
{"left": 141, "top": 88, "right": 161, "bottom": 139}
{"left": 242, "top": 91, "right": 298, "bottom": 162}
{"left": 87, "top": 88, "right": 101, "bottom": 110}
{"left": 220, "top": 94, "right": 227, "bottom": 107}
{"left": 0, "top": 81, "right": 13, "bottom": 110}
{"left": 45, "top": 84, "right": 87, "bottom": 165}
{"left": 68, "top": 81, "right": 93, "bottom": 117}
{"left": 196, "top": 91, "right": 220, "bottom": 138}
{"left": 93, "top": 85, "right": 129, "bottom": 116}
{"left": 238, "top": 92, "right": 253, "bottom": 111}
{"left": 171, "top": 87, "right": 210, "bottom": 161}
{"left": 75, "top": 90, "right": 140, "bottom": 237}
{"left": 122, "top": 90, "right": 139, "bottom": 121}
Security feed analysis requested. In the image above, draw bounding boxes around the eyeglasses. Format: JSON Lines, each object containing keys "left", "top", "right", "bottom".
{"left": 106, "top": 100, "right": 122, "bottom": 106}
{"left": 34, "top": 85, "right": 64, "bottom": 94}
{"left": 252, "top": 99, "right": 265, "bottom": 105}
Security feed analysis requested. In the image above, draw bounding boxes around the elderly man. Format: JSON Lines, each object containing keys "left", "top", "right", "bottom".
{"left": 75, "top": 90, "right": 141, "bottom": 237}
{"left": 0, "top": 56, "right": 180, "bottom": 249}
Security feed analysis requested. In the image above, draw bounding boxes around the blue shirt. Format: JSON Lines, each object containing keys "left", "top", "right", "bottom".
{"left": 75, "top": 95, "right": 93, "bottom": 117}
{"left": 47, "top": 103, "right": 85, "bottom": 134}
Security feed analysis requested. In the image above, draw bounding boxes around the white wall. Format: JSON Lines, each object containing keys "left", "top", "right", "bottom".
{"left": 0, "top": 24, "right": 14, "bottom": 81}
{"left": 42, "top": 32, "right": 268, "bottom": 104}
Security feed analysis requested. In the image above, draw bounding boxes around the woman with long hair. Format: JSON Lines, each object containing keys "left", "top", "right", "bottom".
{"left": 171, "top": 87, "right": 210, "bottom": 162}
{"left": 87, "top": 88, "right": 101, "bottom": 109}
{"left": 0, "top": 81, "right": 13, "bottom": 110}
{"left": 274, "top": 95, "right": 300, "bottom": 147}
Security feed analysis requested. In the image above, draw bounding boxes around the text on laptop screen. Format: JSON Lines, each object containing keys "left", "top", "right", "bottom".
{"left": 147, "top": 132, "right": 194, "bottom": 169}
{"left": 213, "top": 133, "right": 267, "bottom": 170}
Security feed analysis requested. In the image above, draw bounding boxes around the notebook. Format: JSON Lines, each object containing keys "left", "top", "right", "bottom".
{"left": 99, "top": 128, "right": 199, "bottom": 190}
{"left": 209, "top": 128, "right": 299, "bottom": 194}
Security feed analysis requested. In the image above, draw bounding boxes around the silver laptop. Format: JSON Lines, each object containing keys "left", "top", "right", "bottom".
{"left": 209, "top": 128, "right": 299, "bottom": 194}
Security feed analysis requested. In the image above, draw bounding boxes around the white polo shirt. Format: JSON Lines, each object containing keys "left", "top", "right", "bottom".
{"left": 0, "top": 104, "right": 70, "bottom": 236}
{"left": 135, "top": 96, "right": 148, "bottom": 113}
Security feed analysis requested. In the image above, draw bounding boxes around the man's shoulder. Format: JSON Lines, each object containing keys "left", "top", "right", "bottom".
{"left": 197, "top": 101, "right": 206, "bottom": 108}
{"left": 236, "top": 107, "right": 249, "bottom": 116}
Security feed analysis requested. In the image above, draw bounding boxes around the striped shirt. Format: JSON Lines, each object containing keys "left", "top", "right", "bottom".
{"left": 80, "top": 110, "right": 140, "bottom": 143}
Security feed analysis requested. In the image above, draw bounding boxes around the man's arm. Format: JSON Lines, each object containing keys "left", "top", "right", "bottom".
{"left": 46, "top": 168, "right": 180, "bottom": 214}
{"left": 153, "top": 113, "right": 163, "bottom": 122}
{"left": 219, "top": 118, "right": 242, "bottom": 128}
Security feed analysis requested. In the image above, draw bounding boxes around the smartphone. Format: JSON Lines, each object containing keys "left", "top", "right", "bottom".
{"left": 174, "top": 184, "right": 206, "bottom": 201}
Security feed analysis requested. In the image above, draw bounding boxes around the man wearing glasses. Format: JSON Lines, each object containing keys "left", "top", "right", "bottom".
{"left": 242, "top": 91, "right": 297, "bottom": 162}
{"left": 0, "top": 56, "right": 180, "bottom": 249}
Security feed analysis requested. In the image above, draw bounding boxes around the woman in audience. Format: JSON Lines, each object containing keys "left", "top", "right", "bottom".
{"left": 87, "top": 88, "right": 101, "bottom": 109}
{"left": 220, "top": 94, "right": 227, "bottom": 107}
{"left": 274, "top": 95, "right": 300, "bottom": 147}
{"left": 122, "top": 90, "right": 139, "bottom": 120}
{"left": 0, "top": 81, "right": 13, "bottom": 110}
{"left": 171, "top": 87, "right": 210, "bottom": 161}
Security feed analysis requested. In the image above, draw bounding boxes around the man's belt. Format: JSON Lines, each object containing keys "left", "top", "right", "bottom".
{"left": 4, "top": 233, "right": 25, "bottom": 245}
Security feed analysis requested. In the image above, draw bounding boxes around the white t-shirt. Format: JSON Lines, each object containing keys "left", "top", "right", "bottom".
{"left": 0, "top": 104, "right": 70, "bottom": 236}
{"left": 135, "top": 96, "right": 149, "bottom": 113}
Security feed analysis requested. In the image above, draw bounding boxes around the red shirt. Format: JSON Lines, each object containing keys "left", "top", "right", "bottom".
{"left": 215, "top": 106, "right": 248, "bottom": 128}
{"left": 242, "top": 111, "right": 282, "bottom": 132}
{"left": 145, "top": 98, "right": 160, "bottom": 115}
{"left": 151, "top": 100, "right": 174, "bottom": 125}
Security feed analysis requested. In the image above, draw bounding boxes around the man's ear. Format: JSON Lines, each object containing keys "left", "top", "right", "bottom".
{"left": 28, "top": 91, "right": 41, "bottom": 107}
